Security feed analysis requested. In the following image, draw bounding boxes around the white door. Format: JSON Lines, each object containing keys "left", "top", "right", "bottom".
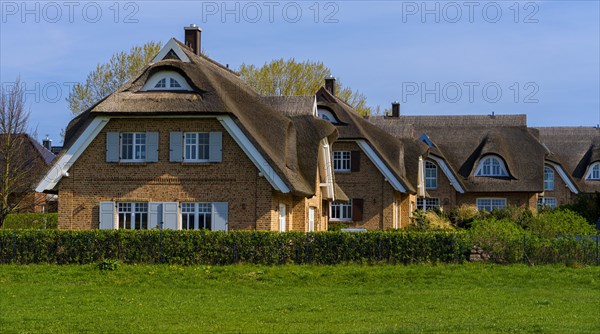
{"left": 279, "top": 203, "right": 286, "bottom": 232}
{"left": 308, "top": 207, "right": 316, "bottom": 232}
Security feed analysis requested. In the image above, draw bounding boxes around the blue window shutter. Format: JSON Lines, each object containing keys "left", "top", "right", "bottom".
{"left": 99, "top": 202, "right": 115, "bottom": 229}
{"left": 170, "top": 132, "right": 182, "bottom": 162}
{"left": 146, "top": 132, "right": 159, "bottom": 162}
{"left": 162, "top": 202, "right": 179, "bottom": 229}
{"left": 148, "top": 202, "right": 162, "bottom": 229}
{"left": 212, "top": 202, "right": 228, "bottom": 231}
{"left": 106, "top": 132, "right": 120, "bottom": 162}
{"left": 209, "top": 132, "right": 222, "bottom": 162}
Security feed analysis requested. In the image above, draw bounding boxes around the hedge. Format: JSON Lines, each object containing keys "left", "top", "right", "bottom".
{"left": 0, "top": 230, "right": 597, "bottom": 265}
{"left": 2, "top": 213, "right": 58, "bottom": 230}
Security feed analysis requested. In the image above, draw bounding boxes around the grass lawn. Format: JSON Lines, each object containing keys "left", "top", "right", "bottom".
{"left": 0, "top": 264, "right": 598, "bottom": 333}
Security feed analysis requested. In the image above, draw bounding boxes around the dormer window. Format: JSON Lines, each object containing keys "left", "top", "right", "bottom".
{"left": 317, "top": 108, "right": 339, "bottom": 124}
{"left": 475, "top": 156, "right": 509, "bottom": 177}
{"left": 586, "top": 162, "right": 600, "bottom": 180}
{"left": 141, "top": 70, "right": 192, "bottom": 91}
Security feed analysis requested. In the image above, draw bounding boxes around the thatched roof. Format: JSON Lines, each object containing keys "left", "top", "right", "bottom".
{"left": 316, "top": 88, "right": 424, "bottom": 193}
{"left": 61, "top": 39, "right": 336, "bottom": 197}
{"left": 537, "top": 127, "right": 600, "bottom": 193}
{"left": 370, "top": 115, "right": 546, "bottom": 193}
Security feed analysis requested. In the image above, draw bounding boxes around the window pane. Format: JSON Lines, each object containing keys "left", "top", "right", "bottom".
{"left": 170, "top": 78, "right": 181, "bottom": 88}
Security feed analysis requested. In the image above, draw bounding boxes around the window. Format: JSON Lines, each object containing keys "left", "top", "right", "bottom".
{"left": 333, "top": 151, "right": 351, "bottom": 172}
{"left": 544, "top": 166, "right": 555, "bottom": 191}
{"left": 181, "top": 203, "right": 212, "bottom": 230}
{"left": 141, "top": 70, "right": 192, "bottom": 91}
{"left": 475, "top": 156, "right": 509, "bottom": 177}
{"left": 330, "top": 200, "right": 352, "bottom": 221}
{"left": 586, "top": 162, "right": 600, "bottom": 180}
{"left": 425, "top": 161, "right": 437, "bottom": 189}
{"left": 476, "top": 198, "right": 507, "bottom": 212}
{"left": 117, "top": 203, "right": 148, "bottom": 230}
{"left": 416, "top": 198, "right": 440, "bottom": 211}
{"left": 184, "top": 132, "right": 210, "bottom": 161}
{"left": 121, "top": 133, "right": 146, "bottom": 161}
{"left": 538, "top": 197, "right": 557, "bottom": 209}
{"left": 317, "top": 108, "right": 339, "bottom": 124}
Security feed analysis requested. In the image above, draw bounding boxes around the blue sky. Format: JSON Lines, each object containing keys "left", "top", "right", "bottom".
{"left": 1, "top": 1, "right": 599, "bottom": 144}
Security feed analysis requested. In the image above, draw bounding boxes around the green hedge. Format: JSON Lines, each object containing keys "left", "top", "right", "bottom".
{"left": 2, "top": 213, "right": 58, "bottom": 229}
{"left": 0, "top": 230, "right": 596, "bottom": 265}
{"left": 0, "top": 230, "right": 471, "bottom": 265}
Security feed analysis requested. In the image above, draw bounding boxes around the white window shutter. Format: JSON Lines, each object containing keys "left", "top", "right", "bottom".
{"left": 148, "top": 202, "right": 162, "bottom": 229}
{"left": 146, "top": 132, "right": 159, "bottom": 162}
{"left": 106, "top": 132, "right": 120, "bottom": 162}
{"left": 170, "top": 132, "right": 182, "bottom": 162}
{"left": 162, "top": 202, "right": 179, "bottom": 229}
{"left": 99, "top": 202, "right": 115, "bottom": 229}
{"left": 209, "top": 132, "right": 222, "bottom": 162}
{"left": 212, "top": 202, "right": 228, "bottom": 231}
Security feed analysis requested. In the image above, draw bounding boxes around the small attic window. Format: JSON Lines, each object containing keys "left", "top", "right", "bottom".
{"left": 475, "top": 155, "right": 509, "bottom": 177}
{"left": 141, "top": 70, "right": 192, "bottom": 91}
{"left": 586, "top": 162, "right": 600, "bottom": 180}
{"left": 317, "top": 108, "right": 339, "bottom": 124}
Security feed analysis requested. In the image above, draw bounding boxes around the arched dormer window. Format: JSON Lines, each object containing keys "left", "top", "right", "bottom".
{"left": 141, "top": 70, "right": 192, "bottom": 91}
{"left": 586, "top": 162, "right": 600, "bottom": 180}
{"left": 544, "top": 166, "right": 554, "bottom": 190}
{"left": 475, "top": 155, "right": 509, "bottom": 177}
{"left": 317, "top": 108, "right": 339, "bottom": 124}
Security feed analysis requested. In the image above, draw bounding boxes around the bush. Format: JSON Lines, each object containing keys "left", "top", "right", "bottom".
{"left": 529, "top": 209, "right": 596, "bottom": 237}
{"left": 2, "top": 213, "right": 58, "bottom": 229}
{"left": 469, "top": 218, "right": 525, "bottom": 263}
{"left": 449, "top": 205, "right": 479, "bottom": 228}
{"left": 561, "top": 193, "right": 600, "bottom": 226}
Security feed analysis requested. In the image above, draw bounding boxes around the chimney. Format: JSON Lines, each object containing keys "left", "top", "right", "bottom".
{"left": 325, "top": 76, "right": 336, "bottom": 95}
{"left": 391, "top": 101, "right": 400, "bottom": 117}
{"left": 184, "top": 24, "right": 202, "bottom": 56}
{"left": 42, "top": 135, "right": 52, "bottom": 151}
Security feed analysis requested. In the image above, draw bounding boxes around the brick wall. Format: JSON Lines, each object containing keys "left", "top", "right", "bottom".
{"left": 541, "top": 165, "right": 574, "bottom": 206}
{"left": 57, "top": 117, "right": 319, "bottom": 231}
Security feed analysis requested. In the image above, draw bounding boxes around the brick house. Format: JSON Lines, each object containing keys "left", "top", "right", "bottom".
{"left": 535, "top": 127, "right": 600, "bottom": 207}
{"left": 371, "top": 114, "right": 546, "bottom": 212}
{"left": 315, "top": 80, "right": 427, "bottom": 229}
{"left": 36, "top": 27, "right": 341, "bottom": 231}
{"left": 1, "top": 134, "right": 56, "bottom": 213}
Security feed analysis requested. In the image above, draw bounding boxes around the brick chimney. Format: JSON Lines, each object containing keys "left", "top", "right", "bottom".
{"left": 184, "top": 24, "right": 202, "bottom": 56}
{"left": 42, "top": 135, "right": 52, "bottom": 151}
{"left": 325, "top": 76, "right": 336, "bottom": 95}
{"left": 391, "top": 101, "right": 400, "bottom": 117}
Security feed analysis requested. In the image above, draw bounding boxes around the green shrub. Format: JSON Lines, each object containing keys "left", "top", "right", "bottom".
{"left": 2, "top": 213, "right": 58, "bottom": 229}
{"left": 97, "top": 259, "right": 119, "bottom": 271}
{"left": 449, "top": 204, "right": 479, "bottom": 228}
{"left": 561, "top": 193, "right": 600, "bottom": 225}
{"left": 529, "top": 209, "right": 596, "bottom": 237}
{"left": 469, "top": 218, "right": 525, "bottom": 263}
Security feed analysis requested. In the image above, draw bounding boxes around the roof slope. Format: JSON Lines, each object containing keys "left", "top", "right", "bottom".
{"left": 60, "top": 38, "right": 332, "bottom": 197}
{"left": 371, "top": 115, "right": 546, "bottom": 193}
{"left": 537, "top": 127, "right": 600, "bottom": 193}
{"left": 316, "top": 87, "right": 424, "bottom": 193}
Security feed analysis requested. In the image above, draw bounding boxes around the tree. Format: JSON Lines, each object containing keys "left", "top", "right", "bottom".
{"left": 0, "top": 78, "right": 35, "bottom": 227}
{"left": 239, "top": 58, "right": 373, "bottom": 116}
{"left": 67, "top": 41, "right": 163, "bottom": 115}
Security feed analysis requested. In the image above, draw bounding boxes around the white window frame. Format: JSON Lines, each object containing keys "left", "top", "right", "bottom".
{"left": 544, "top": 166, "right": 555, "bottom": 191}
{"left": 476, "top": 198, "right": 507, "bottom": 212}
{"left": 537, "top": 197, "right": 557, "bottom": 209}
{"left": 181, "top": 202, "right": 213, "bottom": 230}
{"left": 120, "top": 132, "right": 146, "bottom": 162}
{"left": 330, "top": 200, "right": 352, "bottom": 221}
{"left": 425, "top": 161, "right": 438, "bottom": 189}
{"left": 183, "top": 132, "right": 210, "bottom": 162}
{"left": 333, "top": 151, "right": 351, "bottom": 172}
{"left": 416, "top": 198, "right": 440, "bottom": 211}
{"left": 586, "top": 162, "right": 600, "bottom": 180}
{"left": 117, "top": 202, "right": 148, "bottom": 230}
{"left": 475, "top": 156, "right": 509, "bottom": 177}
{"left": 141, "top": 70, "right": 192, "bottom": 91}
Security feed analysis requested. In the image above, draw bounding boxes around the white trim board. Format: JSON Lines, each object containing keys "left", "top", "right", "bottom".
{"left": 217, "top": 116, "right": 290, "bottom": 193}
{"left": 36, "top": 117, "right": 110, "bottom": 192}
{"left": 151, "top": 38, "right": 191, "bottom": 63}
{"left": 355, "top": 139, "right": 407, "bottom": 193}
{"left": 546, "top": 161, "right": 579, "bottom": 194}
{"left": 428, "top": 155, "right": 466, "bottom": 194}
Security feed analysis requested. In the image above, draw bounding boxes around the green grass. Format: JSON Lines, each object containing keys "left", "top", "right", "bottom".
{"left": 0, "top": 264, "right": 599, "bottom": 333}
